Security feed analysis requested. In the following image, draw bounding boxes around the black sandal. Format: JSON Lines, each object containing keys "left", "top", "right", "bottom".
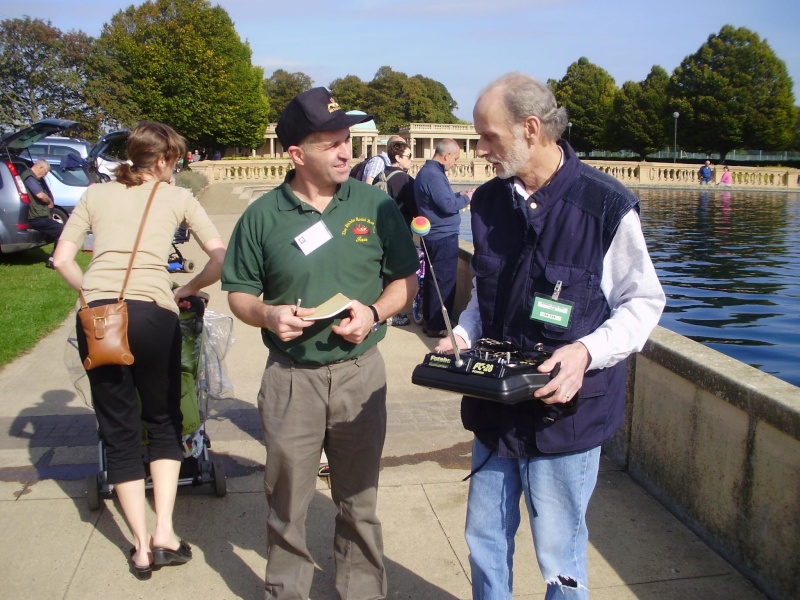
{"left": 128, "top": 547, "right": 155, "bottom": 580}
{"left": 152, "top": 540, "right": 192, "bottom": 566}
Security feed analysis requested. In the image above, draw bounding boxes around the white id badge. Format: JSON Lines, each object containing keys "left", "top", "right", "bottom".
{"left": 295, "top": 220, "right": 333, "bottom": 255}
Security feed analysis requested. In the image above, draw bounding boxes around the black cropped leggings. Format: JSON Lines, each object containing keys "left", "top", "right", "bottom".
{"left": 77, "top": 299, "right": 183, "bottom": 484}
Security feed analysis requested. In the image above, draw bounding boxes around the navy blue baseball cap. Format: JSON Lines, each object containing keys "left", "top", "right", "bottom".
{"left": 276, "top": 87, "right": 373, "bottom": 149}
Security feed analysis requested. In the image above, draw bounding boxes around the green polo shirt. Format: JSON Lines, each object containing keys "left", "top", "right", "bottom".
{"left": 222, "top": 171, "right": 419, "bottom": 365}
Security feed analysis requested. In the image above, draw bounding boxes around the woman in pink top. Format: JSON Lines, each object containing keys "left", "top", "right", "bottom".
{"left": 717, "top": 165, "right": 733, "bottom": 186}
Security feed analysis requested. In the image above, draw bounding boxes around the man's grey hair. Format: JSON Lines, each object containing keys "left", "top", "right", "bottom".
{"left": 480, "top": 72, "right": 569, "bottom": 141}
{"left": 34, "top": 158, "right": 51, "bottom": 170}
{"left": 434, "top": 138, "right": 460, "bottom": 157}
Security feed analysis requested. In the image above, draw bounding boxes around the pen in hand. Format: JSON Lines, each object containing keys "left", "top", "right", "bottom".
{"left": 293, "top": 298, "right": 302, "bottom": 316}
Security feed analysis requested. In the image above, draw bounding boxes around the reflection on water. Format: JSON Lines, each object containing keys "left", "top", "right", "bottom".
{"left": 638, "top": 188, "right": 800, "bottom": 387}
{"left": 457, "top": 186, "right": 800, "bottom": 387}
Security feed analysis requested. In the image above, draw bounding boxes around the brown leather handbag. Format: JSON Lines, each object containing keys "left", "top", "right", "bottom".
{"left": 78, "top": 182, "right": 159, "bottom": 370}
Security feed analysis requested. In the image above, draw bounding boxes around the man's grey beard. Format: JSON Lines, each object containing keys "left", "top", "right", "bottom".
{"left": 489, "top": 134, "right": 529, "bottom": 179}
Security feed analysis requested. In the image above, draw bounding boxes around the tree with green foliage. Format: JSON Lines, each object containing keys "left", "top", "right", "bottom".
{"left": 549, "top": 57, "right": 617, "bottom": 152}
{"left": 367, "top": 66, "right": 409, "bottom": 132}
{"left": 329, "top": 67, "right": 459, "bottom": 134}
{"left": 607, "top": 66, "right": 671, "bottom": 159}
{"left": 329, "top": 75, "right": 371, "bottom": 113}
{"left": 264, "top": 69, "right": 313, "bottom": 122}
{"left": 98, "top": 0, "right": 270, "bottom": 149}
{"left": 668, "top": 25, "right": 795, "bottom": 161}
{"left": 408, "top": 75, "right": 458, "bottom": 123}
{"left": 0, "top": 17, "right": 94, "bottom": 131}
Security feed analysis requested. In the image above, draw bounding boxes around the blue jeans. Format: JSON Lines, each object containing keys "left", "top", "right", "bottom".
{"left": 465, "top": 438, "right": 601, "bottom": 599}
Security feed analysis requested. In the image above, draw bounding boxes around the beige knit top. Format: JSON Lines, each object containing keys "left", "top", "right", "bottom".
{"left": 61, "top": 179, "right": 220, "bottom": 314}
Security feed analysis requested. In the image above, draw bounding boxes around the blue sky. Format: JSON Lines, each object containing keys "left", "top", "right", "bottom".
{"left": 2, "top": 0, "right": 798, "bottom": 121}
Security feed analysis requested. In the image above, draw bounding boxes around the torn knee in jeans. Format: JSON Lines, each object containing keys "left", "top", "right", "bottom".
{"left": 546, "top": 574, "right": 586, "bottom": 592}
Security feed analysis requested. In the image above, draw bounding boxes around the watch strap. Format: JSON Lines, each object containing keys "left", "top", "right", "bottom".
{"left": 369, "top": 304, "right": 380, "bottom": 324}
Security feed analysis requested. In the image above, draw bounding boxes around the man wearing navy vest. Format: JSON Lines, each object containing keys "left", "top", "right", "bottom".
{"left": 435, "top": 73, "right": 665, "bottom": 599}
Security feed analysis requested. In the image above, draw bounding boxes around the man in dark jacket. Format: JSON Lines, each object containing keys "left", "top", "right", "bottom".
{"left": 413, "top": 139, "right": 473, "bottom": 337}
{"left": 435, "top": 73, "right": 665, "bottom": 599}
{"left": 22, "top": 158, "right": 63, "bottom": 268}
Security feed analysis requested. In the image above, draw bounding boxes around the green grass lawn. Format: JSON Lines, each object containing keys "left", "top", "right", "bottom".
{"left": 0, "top": 244, "right": 92, "bottom": 367}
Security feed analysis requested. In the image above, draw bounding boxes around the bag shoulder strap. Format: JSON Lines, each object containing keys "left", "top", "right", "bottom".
{"left": 79, "top": 181, "right": 160, "bottom": 308}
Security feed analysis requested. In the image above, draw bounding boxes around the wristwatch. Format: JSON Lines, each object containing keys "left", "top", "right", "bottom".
{"left": 368, "top": 305, "right": 381, "bottom": 334}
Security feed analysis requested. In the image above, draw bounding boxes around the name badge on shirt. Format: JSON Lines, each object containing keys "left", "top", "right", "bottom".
{"left": 530, "top": 280, "right": 573, "bottom": 328}
{"left": 295, "top": 220, "right": 333, "bottom": 255}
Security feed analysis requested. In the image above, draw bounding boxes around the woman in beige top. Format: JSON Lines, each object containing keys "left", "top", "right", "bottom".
{"left": 53, "top": 122, "right": 226, "bottom": 580}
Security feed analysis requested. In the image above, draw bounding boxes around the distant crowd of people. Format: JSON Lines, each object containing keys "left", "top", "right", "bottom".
{"left": 180, "top": 147, "right": 223, "bottom": 170}
{"left": 699, "top": 160, "right": 733, "bottom": 186}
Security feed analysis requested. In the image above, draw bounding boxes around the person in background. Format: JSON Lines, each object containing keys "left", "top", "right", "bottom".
{"left": 53, "top": 122, "right": 226, "bottom": 580}
{"left": 437, "top": 72, "right": 665, "bottom": 599}
{"left": 717, "top": 165, "right": 732, "bottom": 186}
{"left": 21, "top": 158, "right": 63, "bottom": 268}
{"left": 374, "top": 138, "right": 417, "bottom": 326}
{"left": 221, "top": 87, "right": 419, "bottom": 599}
{"left": 362, "top": 135, "right": 406, "bottom": 184}
{"left": 413, "top": 138, "right": 473, "bottom": 337}
{"left": 699, "top": 160, "right": 713, "bottom": 184}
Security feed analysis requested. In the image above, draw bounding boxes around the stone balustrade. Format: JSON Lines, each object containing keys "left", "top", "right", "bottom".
{"left": 403, "top": 123, "right": 481, "bottom": 133}
{"left": 191, "top": 159, "right": 295, "bottom": 182}
{"left": 591, "top": 160, "right": 799, "bottom": 189}
{"left": 191, "top": 158, "right": 800, "bottom": 190}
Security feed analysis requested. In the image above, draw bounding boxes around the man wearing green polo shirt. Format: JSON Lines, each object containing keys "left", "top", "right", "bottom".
{"left": 222, "top": 87, "right": 419, "bottom": 600}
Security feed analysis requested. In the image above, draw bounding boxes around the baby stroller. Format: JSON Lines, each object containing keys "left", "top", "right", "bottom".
{"left": 167, "top": 225, "right": 195, "bottom": 273}
{"left": 85, "top": 295, "right": 230, "bottom": 510}
{"left": 412, "top": 246, "right": 426, "bottom": 325}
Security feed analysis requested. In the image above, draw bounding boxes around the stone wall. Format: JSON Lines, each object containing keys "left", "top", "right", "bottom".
{"left": 622, "top": 327, "right": 799, "bottom": 600}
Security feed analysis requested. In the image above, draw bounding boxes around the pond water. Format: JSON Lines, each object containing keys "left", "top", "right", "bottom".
{"left": 456, "top": 186, "right": 800, "bottom": 387}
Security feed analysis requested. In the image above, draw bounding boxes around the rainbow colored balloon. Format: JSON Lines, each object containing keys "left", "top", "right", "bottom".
{"left": 410, "top": 216, "right": 431, "bottom": 236}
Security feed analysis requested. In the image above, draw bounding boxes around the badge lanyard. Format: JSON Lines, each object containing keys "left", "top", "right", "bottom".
{"left": 530, "top": 280, "right": 573, "bottom": 328}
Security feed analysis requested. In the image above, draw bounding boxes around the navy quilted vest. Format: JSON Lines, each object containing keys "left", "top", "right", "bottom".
{"left": 461, "top": 142, "right": 639, "bottom": 456}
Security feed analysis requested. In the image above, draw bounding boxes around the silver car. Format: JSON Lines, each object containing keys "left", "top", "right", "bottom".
{"left": 0, "top": 120, "right": 126, "bottom": 254}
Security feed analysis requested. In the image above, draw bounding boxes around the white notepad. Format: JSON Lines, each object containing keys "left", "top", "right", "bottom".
{"left": 301, "top": 293, "right": 353, "bottom": 321}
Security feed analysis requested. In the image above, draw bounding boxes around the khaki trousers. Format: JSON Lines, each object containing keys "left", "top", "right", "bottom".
{"left": 258, "top": 346, "right": 388, "bottom": 600}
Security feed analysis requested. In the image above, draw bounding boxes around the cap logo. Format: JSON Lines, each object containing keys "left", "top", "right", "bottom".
{"left": 328, "top": 98, "right": 341, "bottom": 113}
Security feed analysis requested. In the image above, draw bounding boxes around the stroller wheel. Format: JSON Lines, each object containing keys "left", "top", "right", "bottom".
{"left": 212, "top": 459, "right": 227, "bottom": 497}
{"left": 412, "top": 290, "right": 424, "bottom": 325}
{"left": 87, "top": 473, "right": 102, "bottom": 511}
{"left": 183, "top": 259, "right": 195, "bottom": 273}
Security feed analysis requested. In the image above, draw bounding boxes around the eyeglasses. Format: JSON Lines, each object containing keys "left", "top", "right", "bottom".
{"left": 402, "top": 154, "right": 412, "bottom": 159}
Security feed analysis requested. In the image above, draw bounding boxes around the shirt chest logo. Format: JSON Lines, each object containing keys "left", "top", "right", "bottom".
{"left": 342, "top": 218, "right": 375, "bottom": 243}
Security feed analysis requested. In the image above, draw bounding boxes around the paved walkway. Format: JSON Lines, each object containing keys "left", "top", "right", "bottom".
{"left": 0, "top": 186, "right": 766, "bottom": 599}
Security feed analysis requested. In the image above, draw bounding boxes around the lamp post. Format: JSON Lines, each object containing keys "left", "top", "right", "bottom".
{"left": 672, "top": 112, "right": 679, "bottom": 163}
{"left": 567, "top": 121, "right": 572, "bottom": 143}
